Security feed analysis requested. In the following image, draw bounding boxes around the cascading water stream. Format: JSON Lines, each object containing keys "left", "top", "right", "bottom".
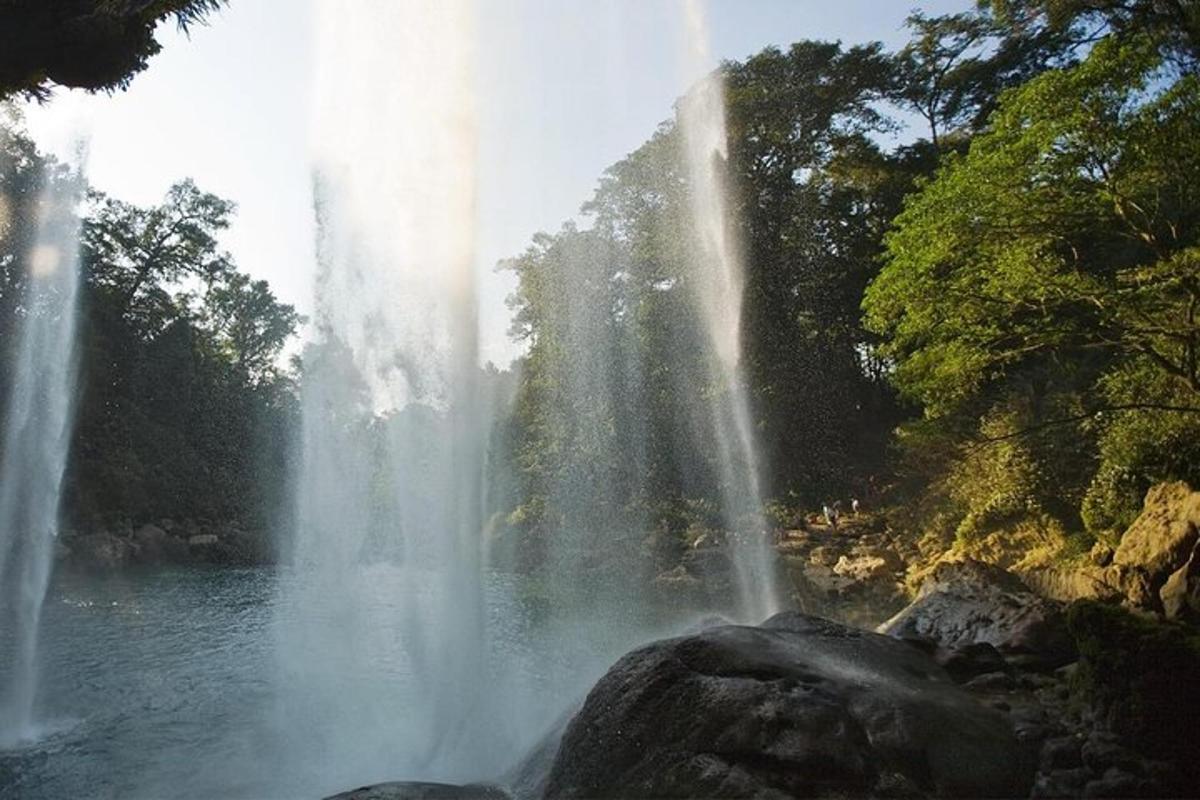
{"left": 274, "top": 0, "right": 492, "bottom": 789}
{"left": 0, "top": 149, "right": 83, "bottom": 748}
{"left": 678, "top": 0, "right": 781, "bottom": 622}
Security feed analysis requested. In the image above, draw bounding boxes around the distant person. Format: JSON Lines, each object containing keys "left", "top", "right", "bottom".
{"left": 851, "top": 497, "right": 860, "bottom": 516}
{"left": 823, "top": 503, "right": 838, "bottom": 530}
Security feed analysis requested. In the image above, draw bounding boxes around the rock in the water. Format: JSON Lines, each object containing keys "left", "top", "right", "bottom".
{"left": 324, "top": 782, "right": 509, "bottom": 800}
{"left": 544, "top": 612, "right": 1033, "bottom": 799}
{"left": 880, "top": 559, "right": 1075, "bottom": 670}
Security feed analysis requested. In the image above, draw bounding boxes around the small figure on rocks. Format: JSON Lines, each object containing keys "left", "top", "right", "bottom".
{"left": 851, "top": 497, "right": 861, "bottom": 516}
{"left": 823, "top": 503, "right": 839, "bottom": 530}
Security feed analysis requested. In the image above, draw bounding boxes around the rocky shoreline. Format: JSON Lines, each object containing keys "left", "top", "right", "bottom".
{"left": 56, "top": 519, "right": 272, "bottom": 571}
{"left": 49, "top": 482, "right": 1200, "bottom": 798}
{"left": 326, "top": 482, "right": 1200, "bottom": 799}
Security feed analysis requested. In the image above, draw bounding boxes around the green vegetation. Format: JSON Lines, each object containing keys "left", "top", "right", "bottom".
{"left": 4, "top": 0, "right": 1197, "bottom": 567}
{"left": 1068, "top": 600, "right": 1200, "bottom": 782}
{"left": 0, "top": 114, "right": 299, "bottom": 530}
{"left": 498, "top": 2, "right": 1200, "bottom": 567}
{"left": 0, "top": 1, "right": 226, "bottom": 100}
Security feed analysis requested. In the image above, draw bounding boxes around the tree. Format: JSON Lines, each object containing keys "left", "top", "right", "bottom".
{"left": 988, "top": 0, "right": 1200, "bottom": 70}
{"left": 83, "top": 179, "right": 234, "bottom": 332}
{"left": 0, "top": 1, "right": 226, "bottom": 100}
{"left": 892, "top": 8, "right": 1080, "bottom": 149}
{"left": 724, "top": 41, "right": 904, "bottom": 502}
{"left": 203, "top": 271, "right": 302, "bottom": 384}
{"left": 865, "top": 36, "right": 1200, "bottom": 530}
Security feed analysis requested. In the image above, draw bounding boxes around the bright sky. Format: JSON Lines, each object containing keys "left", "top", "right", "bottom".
{"left": 23, "top": 0, "right": 965, "bottom": 367}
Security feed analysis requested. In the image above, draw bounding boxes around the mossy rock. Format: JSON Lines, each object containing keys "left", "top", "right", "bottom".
{"left": 1066, "top": 600, "right": 1200, "bottom": 784}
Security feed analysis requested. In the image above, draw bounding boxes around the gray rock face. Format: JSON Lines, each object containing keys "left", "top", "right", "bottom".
{"left": 325, "top": 782, "right": 509, "bottom": 800}
{"left": 881, "top": 559, "right": 1075, "bottom": 670}
{"left": 543, "top": 612, "right": 1033, "bottom": 799}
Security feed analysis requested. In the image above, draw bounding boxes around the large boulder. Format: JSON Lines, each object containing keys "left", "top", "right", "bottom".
{"left": 1111, "top": 482, "right": 1200, "bottom": 617}
{"left": 325, "top": 782, "right": 509, "bottom": 800}
{"left": 880, "top": 559, "right": 1075, "bottom": 671}
{"left": 1113, "top": 482, "right": 1200, "bottom": 581}
{"left": 1029, "top": 482, "right": 1200, "bottom": 616}
{"left": 543, "top": 612, "right": 1033, "bottom": 799}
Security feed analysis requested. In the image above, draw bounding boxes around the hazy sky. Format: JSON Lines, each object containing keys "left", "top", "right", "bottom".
{"left": 23, "top": 0, "right": 964, "bottom": 366}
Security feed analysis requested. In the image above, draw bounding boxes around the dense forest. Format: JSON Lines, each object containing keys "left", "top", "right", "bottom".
{"left": 0, "top": 116, "right": 299, "bottom": 532}
{"left": 493, "top": 0, "right": 1200, "bottom": 570}
{"left": 2, "top": 0, "right": 1198, "bottom": 569}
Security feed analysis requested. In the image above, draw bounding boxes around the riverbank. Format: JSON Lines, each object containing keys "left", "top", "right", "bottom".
{"left": 327, "top": 482, "right": 1200, "bottom": 799}
{"left": 57, "top": 519, "right": 272, "bottom": 571}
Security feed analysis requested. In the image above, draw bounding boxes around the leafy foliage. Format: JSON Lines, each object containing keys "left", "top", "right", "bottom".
{"left": 0, "top": 116, "right": 299, "bottom": 528}
{"left": 0, "top": 0, "right": 227, "bottom": 100}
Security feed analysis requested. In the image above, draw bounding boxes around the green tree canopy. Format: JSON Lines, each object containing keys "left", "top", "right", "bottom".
{"left": 0, "top": 1, "right": 226, "bottom": 100}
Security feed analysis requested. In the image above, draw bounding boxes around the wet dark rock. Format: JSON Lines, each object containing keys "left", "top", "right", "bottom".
{"left": 935, "top": 641, "right": 1010, "bottom": 681}
{"left": 963, "top": 670, "right": 1016, "bottom": 692}
{"left": 1041, "top": 736, "right": 1084, "bottom": 771}
{"left": 1067, "top": 601, "right": 1200, "bottom": 787}
{"left": 1032, "top": 768, "right": 1091, "bottom": 799}
{"left": 544, "top": 611, "right": 1033, "bottom": 799}
{"left": 1081, "top": 734, "right": 1143, "bottom": 775}
{"left": 324, "top": 782, "right": 510, "bottom": 800}
{"left": 1081, "top": 769, "right": 1152, "bottom": 799}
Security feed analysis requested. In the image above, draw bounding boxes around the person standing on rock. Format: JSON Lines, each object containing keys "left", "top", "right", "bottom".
{"left": 851, "top": 497, "right": 860, "bottom": 516}
{"left": 823, "top": 503, "right": 839, "bottom": 530}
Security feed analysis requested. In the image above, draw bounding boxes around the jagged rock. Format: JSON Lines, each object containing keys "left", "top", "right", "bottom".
{"left": 324, "top": 782, "right": 509, "bottom": 800}
{"left": 963, "top": 670, "right": 1016, "bottom": 692}
{"left": 880, "top": 559, "right": 1076, "bottom": 670}
{"left": 1041, "top": 736, "right": 1084, "bottom": 771}
{"left": 1032, "top": 767, "right": 1090, "bottom": 799}
{"left": 935, "top": 641, "right": 1010, "bottom": 681}
{"left": 1114, "top": 482, "right": 1200, "bottom": 582}
{"left": 1081, "top": 769, "right": 1153, "bottom": 799}
{"left": 1159, "top": 537, "right": 1200, "bottom": 621}
{"left": 543, "top": 612, "right": 1033, "bottom": 799}
{"left": 832, "top": 553, "right": 893, "bottom": 581}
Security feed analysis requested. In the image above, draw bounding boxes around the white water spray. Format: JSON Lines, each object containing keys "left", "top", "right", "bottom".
{"left": 276, "top": 0, "right": 490, "bottom": 789}
{"left": 679, "top": 0, "right": 781, "bottom": 622}
{"left": 0, "top": 151, "right": 83, "bottom": 748}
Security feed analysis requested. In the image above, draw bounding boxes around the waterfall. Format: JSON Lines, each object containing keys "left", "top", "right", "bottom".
{"left": 678, "top": 0, "right": 781, "bottom": 622}
{"left": 275, "top": 0, "right": 490, "bottom": 789}
{"left": 0, "top": 148, "right": 83, "bottom": 748}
